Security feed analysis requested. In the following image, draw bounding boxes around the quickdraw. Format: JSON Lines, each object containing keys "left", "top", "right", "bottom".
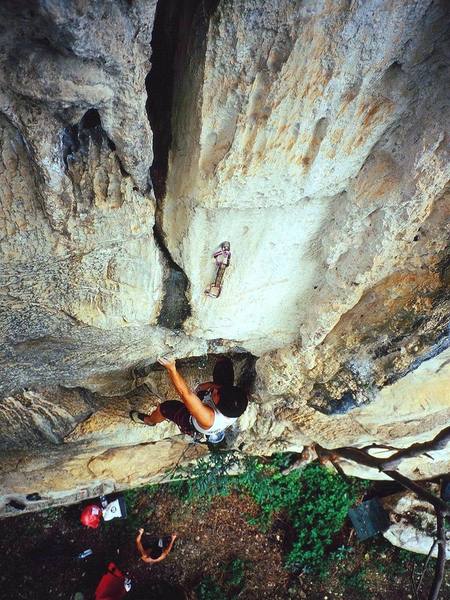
{"left": 205, "top": 241, "right": 231, "bottom": 298}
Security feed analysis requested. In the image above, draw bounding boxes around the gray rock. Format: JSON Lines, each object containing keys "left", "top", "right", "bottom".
{"left": 0, "top": 0, "right": 448, "bottom": 514}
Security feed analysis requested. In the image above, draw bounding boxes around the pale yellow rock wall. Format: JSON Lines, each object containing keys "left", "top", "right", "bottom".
{"left": 162, "top": 0, "right": 449, "bottom": 355}
{"left": 0, "top": 0, "right": 448, "bottom": 515}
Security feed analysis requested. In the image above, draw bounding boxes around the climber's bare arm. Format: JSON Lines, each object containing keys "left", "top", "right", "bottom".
{"left": 135, "top": 529, "right": 151, "bottom": 561}
{"left": 141, "top": 553, "right": 164, "bottom": 564}
{"left": 140, "top": 551, "right": 167, "bottom": 564}
{"left": 156, "top": 533, "right": 177, "bottom": 561}
{"left": 157, "top": 358, "right": 214, "bottom": 428}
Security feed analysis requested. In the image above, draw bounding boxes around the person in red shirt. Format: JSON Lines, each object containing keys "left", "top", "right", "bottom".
{"left": 94, "top": 562, "right": 131, "bottom": 599}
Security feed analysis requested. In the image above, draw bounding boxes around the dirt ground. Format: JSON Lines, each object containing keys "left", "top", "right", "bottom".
{"left": 0, "top": 486, "right": 449, "bottom": 600}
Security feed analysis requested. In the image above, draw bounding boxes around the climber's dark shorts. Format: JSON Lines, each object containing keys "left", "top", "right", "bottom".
{"left": 159, "top": 401, "right": 195, "bottom": 436}
{"left": 159, "top": 357, "right": 235, "bottom": 436}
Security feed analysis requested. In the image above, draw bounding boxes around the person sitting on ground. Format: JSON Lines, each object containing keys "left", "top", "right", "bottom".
{"left": 135, "top": 528, "right": 177, "bottom": 564}
{"left": 94, "top": 562, "right": 131, "bottom": 599}
{"left": 129, "top": 356, "right": 248, "bottom": 443}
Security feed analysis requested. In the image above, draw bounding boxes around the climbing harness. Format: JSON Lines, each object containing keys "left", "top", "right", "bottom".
{"left": 205, "top": 241, "right": 231, "bottom": 298}
{"left": 206, "top": 430, "right": 226, "bottom": 444}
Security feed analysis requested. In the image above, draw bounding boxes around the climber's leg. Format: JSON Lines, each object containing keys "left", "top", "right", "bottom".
{"left": 159, "top": 400, "right": 196, "bottom": 435}
{"left": 130, "top": 410, "right": 157, "bottom": 425}
{"left": 130, "top": 401, "right": 195, "bottom": 435}
{"left": 129, "top": 405, "right": 165, "bottom": 425}
{"left": 145, "top": 405, "right": 166, "bottom": 424}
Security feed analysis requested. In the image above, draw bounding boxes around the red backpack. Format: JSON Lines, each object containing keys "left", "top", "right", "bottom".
{"left": 80, "top": 504, "right": 102, "bottom": 529}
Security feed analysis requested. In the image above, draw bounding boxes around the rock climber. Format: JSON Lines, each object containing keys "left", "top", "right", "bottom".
{"left": 135, "top": 529, "right": 177, "bottom": 564}
{"left": 129, "top": 356, "right": 248, "bottom": 443}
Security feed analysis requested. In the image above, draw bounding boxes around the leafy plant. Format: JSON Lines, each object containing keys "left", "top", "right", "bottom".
{"left": 195, "top": 559, "right": 248, "bottom": 599}
{"left": 170, "top": 450, "right": 241, "bottom": 505}
{"left": 343, "top": 568, "right": 367, "bottom": 593}
{"left": 236, "top": 459, "right": 365, "bottom": 575}
{"left": 223, "top": 558, "right": 246, "bottom": 588}
{"left": 121, "top": 483, "right": 158, "bottom": 530}
{"left": 332, "top": 545, "right": 354, "bottom": 562}
{"left": 42, "top": 507, "right": 64, "bottom": 524}
{"left": 195, "top": 576, "right": 227, "bottom": 600}
{"left": 235, "top": 455, "right": 302, "bottom": 529}
{"left": 122, "top": 486, "right": 142, "bottom": 506}
{"left": 286, "top": 465, "right": 360, "bottom": 573}
{"left": 169, "top": 451, "right": 368, "bottom": 577}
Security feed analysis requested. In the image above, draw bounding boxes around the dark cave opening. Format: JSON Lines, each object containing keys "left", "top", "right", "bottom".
{"left": 145, "top": 0, "right": 219, "bottom": 202}
{"left": 62, "top": 124, "right": 79, "bottom": 169}
{"left": 154, "top": 222, "right": 192, "bottom": 330}
{"left": 62, "top": 108, "right": 116, "bottom": 170}
{"left": 146, "top": 0, "right": 219, "bottom": 330}
{"left": 78, "top": 108, "right": 104, "bottom": 148}
{"left": 145, "top": 0, "right": 177, "bottom": 202}
{"left": 132, "top": 351, "right": 257, "bottom": 398}
{"left": 79, "top": 108, "right": 101, "bottom": 130}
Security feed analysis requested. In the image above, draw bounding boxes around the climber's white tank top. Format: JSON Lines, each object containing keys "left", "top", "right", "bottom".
{"left": 191, "top": 390, "right": 236, "bottom": 435}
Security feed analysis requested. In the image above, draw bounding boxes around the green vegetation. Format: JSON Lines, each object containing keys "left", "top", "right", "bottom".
{"left": 237, "top": 457, "right": 366, "bottom": 574}
{"left": 342, "top": 568, "right": 368, "bottom": 593}
{"left": 3, "top": 454, "right": 448, "bottom": 600}
{"left": 105, "top": 450, "right": 372, "bottom": 580}
{"left": 195, "top": 558, "right": 248, "bottom": 599}
{"left": 225, "top": 558, "right": 246, "bottom": 588}
{"left": 169, "top": 449, "right": 241, "bottom": 504}
{"left": 170, "top": 450, "right": 368, "bottom": 576}
{"left": 195, "top": 577, "right": 227, "bottom": 600}
{"left": 285, "top": 465, "right": 361, "bottom": 572}
{"left": 42, "top": 506, "right": 64, "bottom": 523}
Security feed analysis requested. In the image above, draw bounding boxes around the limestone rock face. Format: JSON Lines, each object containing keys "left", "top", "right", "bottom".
{"left": 163, "top": 0, "right": 449, "bottom": 355}
{"left": 244, "top": 347, "right": 450, "bottom": 481}
{"left": 0, "top": 0, "right": 449, "bottom": 517}
{"left": 381, "top": 492, "right": 450, "bottom": 558}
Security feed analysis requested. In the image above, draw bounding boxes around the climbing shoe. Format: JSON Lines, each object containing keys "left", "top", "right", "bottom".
{"left": 129, "top": 410, "right": 150, "bottom": 424}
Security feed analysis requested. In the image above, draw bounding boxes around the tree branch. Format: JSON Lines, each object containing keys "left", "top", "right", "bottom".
{"left": 410, "top": 562, "right": 419, "bottom": 600}
{"left": 428, "top": 511, "right": 446, "bottom": 600}
{"left": 360, "top": 443, "right": 399, "bottom": 452}
{"left": 383, "top": 470, "right": 449, "bottom": 516}
{"left": 316, "top": 425, "right": 450, "bottom": 473}
{"left": 416, "top": 538, "right": 438, "bottom": 596}
{"left": 313, "top": 434, "right": 450, "bottom": 600}
{"left": 380, "top": 426, "right": 450, "bottom": 471}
